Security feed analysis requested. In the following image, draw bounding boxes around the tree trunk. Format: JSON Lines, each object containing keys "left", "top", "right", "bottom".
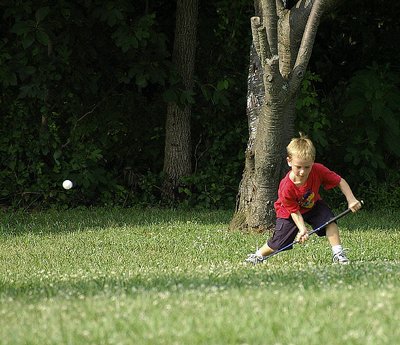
{"left": 230, "top": 0, "right": 336, "bottom": 232}
{"left": 163, "top": 0, "right": 199, "bottom": 199}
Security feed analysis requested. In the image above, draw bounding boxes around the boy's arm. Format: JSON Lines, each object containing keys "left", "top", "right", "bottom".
{"left": 338, "top": 178, "right": 362, "bottom": 212}
{"left": 291, "top": 211, "right": 309, "bottom": 243}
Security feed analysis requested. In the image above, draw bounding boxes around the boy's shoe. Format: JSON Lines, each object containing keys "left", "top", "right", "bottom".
{"left": 245, "top": 253, "right": 264, "bottom": 265}
{"left": 332, "top": 250, "right": 350, "bottom": 265}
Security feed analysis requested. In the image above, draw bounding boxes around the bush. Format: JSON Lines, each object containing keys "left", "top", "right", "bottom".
{"left": 296, "top": 65, "right": 400, "bottom": 204}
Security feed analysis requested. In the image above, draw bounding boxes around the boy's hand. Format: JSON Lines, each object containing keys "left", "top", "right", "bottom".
{"left": 348, "top": 199, "right": 362, "bottom": 212}
{"left": 296, "top": 227, "right": 309, "bottom": 243}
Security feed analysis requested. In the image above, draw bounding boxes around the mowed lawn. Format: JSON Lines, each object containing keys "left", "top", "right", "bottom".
{"left": 0, "top": 207, "right": 399, "bottom": 345}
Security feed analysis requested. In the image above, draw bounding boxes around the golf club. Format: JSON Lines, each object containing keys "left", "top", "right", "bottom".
{"left": 259, "top": 200, "right": 364, "bottom": 262}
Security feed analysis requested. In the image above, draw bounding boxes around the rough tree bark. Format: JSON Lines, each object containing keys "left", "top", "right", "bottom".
{"left": 230, "top": 0, "right": 338, "bottom": 232}
{"left": 163, "top": 0, "right": 199, "bottom": 200}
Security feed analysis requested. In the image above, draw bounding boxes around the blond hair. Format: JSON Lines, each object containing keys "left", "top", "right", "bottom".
{"left": 287, "top": 133, "right": 316, "bottom": 161}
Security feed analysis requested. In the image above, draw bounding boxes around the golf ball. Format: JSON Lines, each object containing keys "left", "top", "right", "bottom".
{"left": 62, "top": 180, "right": 73, "bottom": 190}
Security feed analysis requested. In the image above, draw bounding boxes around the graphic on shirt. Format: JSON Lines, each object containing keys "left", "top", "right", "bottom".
{"left": 299, "top": 189, "right": 315, "bottom": 209}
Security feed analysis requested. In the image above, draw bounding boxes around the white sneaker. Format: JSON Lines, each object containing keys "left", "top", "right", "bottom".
{"left": 244, "top": 253, "right": 264, "bottom": 265}
{"left": 332, "top": 250, "right": 350, "bottom": 265}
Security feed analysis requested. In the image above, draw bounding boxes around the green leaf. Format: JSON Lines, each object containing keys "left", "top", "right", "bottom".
{"left": 36, "top": 30, "right": 49, "bottom": 45}
{"left": 2, "top": 72, "right": 17, "bottom": 87}
{"left": 180, "top": 90, "right": 195, "bottom": 105}
{"left": 9, "top": 73, "right": 17, "bottom": 86}
{"left": 25, "top": 66, "right": 36, "bottom": 75}
{"left": 365, "top": 126, "right": 379, "bottom": 143}
{"left": 11, "top": 21, "right": 30, "bottom": 36}
{"left": 19, "top": 84, "right": 33, "bottom": 98}
{"left": 129, "top": 36, "right": 139, "bottom": 49}
{"left": 135, "top": 74, "right": 148, "bottom": 88}
{"left": 35, "top": 7, "right": 50, "bottom": 23}
{"left": 343, "top": 98, "right": 365, "bottom": 117}
{"left": 217, "top": 79, "right": 229, "bottom": 91}
{"left": 22, "top": 34, "right": 35, "bottom": 49}
{"left": 200, "top": 85, "right": 211, "bottom": 101}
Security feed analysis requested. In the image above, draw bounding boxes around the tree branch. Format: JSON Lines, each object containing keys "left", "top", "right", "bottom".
{"left": 288, "top": 0, "right": 326, "bottom": 94}
{"left": 276, "top": 0, "right": 285, "bottom": 12}
{"left": 251, "top": 17, "right": 271, "bottom": 66}
{"left": 261, "top": 0, "right": 279, "bottom": 56}
{"left": 251, "top": 17, "right": 262, "bottom": 58}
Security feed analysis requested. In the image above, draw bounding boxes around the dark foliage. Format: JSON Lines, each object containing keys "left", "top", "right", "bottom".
{"left": 0, "top": 0, "right": 398, "bottom": 209}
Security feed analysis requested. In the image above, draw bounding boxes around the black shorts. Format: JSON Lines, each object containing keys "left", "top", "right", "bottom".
{"left": 267, "top": 200, "right": 335, "bottom": 251}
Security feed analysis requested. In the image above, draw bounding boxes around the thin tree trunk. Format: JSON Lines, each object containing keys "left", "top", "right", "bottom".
{"left": 163, "top": 0, "right": 199, "bottom": 199}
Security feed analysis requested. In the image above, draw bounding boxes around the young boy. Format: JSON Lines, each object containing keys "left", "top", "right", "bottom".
{"left": 245, "top": 134, "right": 362, "bottom": 265}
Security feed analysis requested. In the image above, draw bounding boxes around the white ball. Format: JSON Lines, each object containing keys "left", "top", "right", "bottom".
{"left": 62, "top": 180, "right": 73, "bottom": 190}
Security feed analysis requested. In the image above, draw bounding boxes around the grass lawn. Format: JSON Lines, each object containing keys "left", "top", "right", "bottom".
{"left": 0, "top": 207, "right": 399, "bottom": 345}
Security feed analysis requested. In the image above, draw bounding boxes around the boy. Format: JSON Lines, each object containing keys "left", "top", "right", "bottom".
{"left": 245, "top": 134, "right": 362, "bottom": 265}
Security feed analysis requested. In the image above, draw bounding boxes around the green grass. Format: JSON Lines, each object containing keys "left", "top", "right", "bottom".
{"left": 0, "top": 207, "right": 399, "bottom": 345}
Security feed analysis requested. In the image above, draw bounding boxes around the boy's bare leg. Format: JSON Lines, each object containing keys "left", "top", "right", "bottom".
{"left": 326, "top": 222, "right": 349, "bottom": 264}
{"left": 325, "top": 223, "right": 341, "bottom": 246}
{"left": 256, "top": 243, "right": 275, "bottom": 257}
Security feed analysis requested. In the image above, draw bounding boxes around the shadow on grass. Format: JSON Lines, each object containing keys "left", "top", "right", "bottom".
{"left": 339, "top": 210, "right": 400, "bottom": 232}
{"left": 1, "top": 262, "right": 399, "bottom": 302}
{"left": 1, "top": 207, "right": 399, "bottom": 238}
{"left": 0, "top": 208, "right": 234, "bottom": 236}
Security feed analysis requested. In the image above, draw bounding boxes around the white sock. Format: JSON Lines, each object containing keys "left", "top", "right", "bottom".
{"left": 332, "top": 245, "right": 343, "bottom": 255}
{"left": 255, "top": 249, "right": 263, "bottom": 257}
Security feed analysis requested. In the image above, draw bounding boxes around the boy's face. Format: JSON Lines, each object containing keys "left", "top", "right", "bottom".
{"left": 287, "top": 156, "right": 314, "bottom": 183}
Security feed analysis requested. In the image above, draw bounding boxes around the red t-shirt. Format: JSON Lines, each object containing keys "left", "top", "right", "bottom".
{"left": 274, "top": 163, "right": 341, "bottom": 219}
